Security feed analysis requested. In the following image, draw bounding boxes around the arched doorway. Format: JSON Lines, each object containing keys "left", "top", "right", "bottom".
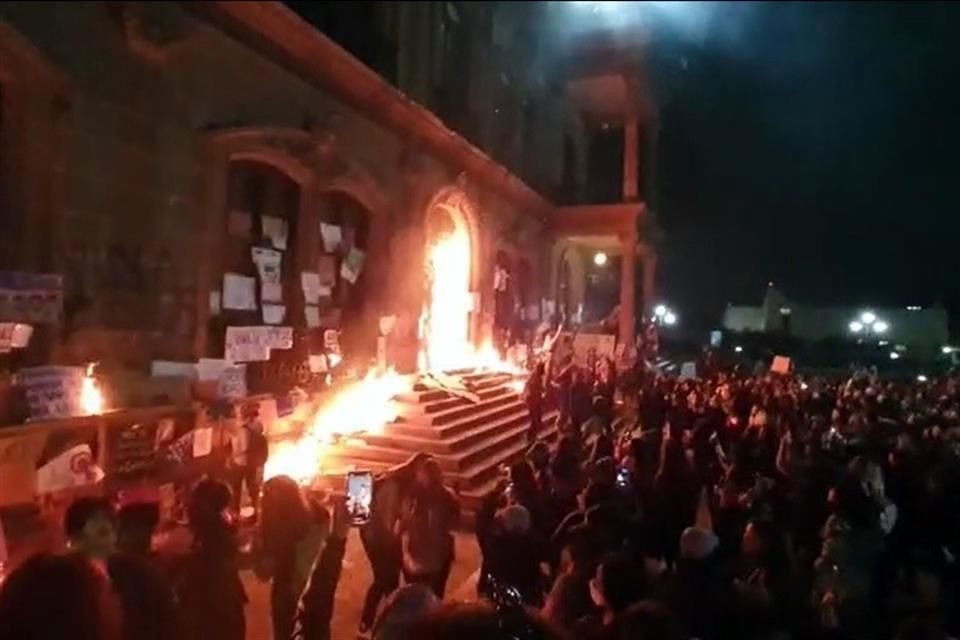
{"left": 421, "top": 188, "right": 478, "bottom": 372}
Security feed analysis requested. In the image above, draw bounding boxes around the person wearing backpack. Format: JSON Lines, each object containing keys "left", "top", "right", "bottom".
{"left": 229, "top": 402, "right": 268, "bottom": 522}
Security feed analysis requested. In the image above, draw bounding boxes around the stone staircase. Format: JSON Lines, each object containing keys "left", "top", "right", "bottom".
{"left": 320, "top": 370, "right": 557, "bottom": 510}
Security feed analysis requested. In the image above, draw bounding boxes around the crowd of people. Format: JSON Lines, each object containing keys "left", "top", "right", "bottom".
{"left": 4, "top": 347, "right": 960, "bottom": 640}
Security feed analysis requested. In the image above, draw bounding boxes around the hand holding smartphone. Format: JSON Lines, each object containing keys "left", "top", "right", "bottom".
{"left": 345, "top": 470, "right": 373, "bottom": 526}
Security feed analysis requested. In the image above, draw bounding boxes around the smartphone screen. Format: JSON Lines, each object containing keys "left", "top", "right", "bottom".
{"left": 346, "top": 471, "right": 373, "bottom": 525}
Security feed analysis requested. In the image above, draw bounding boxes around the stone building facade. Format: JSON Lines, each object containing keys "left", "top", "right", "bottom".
{"left": 0, "top": 2, "right": 560, "bottom": 379}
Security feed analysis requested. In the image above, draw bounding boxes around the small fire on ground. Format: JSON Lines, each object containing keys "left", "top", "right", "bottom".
{"left": 265, "top": 226, "right": 526, "bottom": 484}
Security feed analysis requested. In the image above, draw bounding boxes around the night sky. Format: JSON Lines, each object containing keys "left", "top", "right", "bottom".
{"left": 650, "top": 2, "right": 960, "bottom": 333}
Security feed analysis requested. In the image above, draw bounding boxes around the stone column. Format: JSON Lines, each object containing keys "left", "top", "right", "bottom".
{"left": 619, "top": 229, "right": 637, "bottom": 346}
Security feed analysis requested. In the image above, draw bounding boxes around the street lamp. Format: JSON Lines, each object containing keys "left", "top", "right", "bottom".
{"left": 593, "top": 251, "right": 608, "bottom": 267}
{"left": 872, "top": 320, "right": 888, "bottom": 334}
{"left": 848, "top": 321, "right": 864, "bottom": 333}
{"left": 860, "top": 311, "right": 877, "bottom": 325}
{"left": 664, "top": 311, "right": 677, "bottom": 326}
{"left": 654, "top": 304, "right": 667, "bottom": 318}
{"left": 849, "top": 310, "right": 889, "bottom": 339}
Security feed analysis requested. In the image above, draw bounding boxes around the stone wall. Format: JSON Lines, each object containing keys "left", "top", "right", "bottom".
{"left": 0, "top": 2, "right": 543, "bottom": 369}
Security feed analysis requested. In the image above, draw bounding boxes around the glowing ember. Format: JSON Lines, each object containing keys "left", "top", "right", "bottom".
{"left": 81, "top": 364, "right": 104, "bottom": 415}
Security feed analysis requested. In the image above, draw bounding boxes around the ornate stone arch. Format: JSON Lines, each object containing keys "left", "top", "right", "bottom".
{"left": 423, "top": 183, "right": 483, "bottom": 293}
{"left": 549, "top": 240, "right": 587, "bottom": 322}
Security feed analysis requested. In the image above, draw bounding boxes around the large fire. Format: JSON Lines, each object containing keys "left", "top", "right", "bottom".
{"left": 264, "top": 224, "right": 523, "bottom": 483}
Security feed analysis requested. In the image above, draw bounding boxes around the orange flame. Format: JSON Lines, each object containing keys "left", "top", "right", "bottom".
{"left": 266, "top": 225, "right": 523, "bottom": 483}
{"left": 81, "top": 364, "right": 104, "bottom": 415}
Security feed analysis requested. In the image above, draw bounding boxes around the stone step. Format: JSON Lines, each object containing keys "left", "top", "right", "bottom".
{"left": 399, "top": 372, "right": 518, "bottom": 405}
{"left": 328, "top": 409, "right": 531, "bottom": 474}
{"left": 367, "top": 401, "right": 530, "bottom": 454}
{"left": 398, "top": 385, "right": 516, "bottom": 420}
{"left": 395, "top": 391, "right": 522, "bottom": 430}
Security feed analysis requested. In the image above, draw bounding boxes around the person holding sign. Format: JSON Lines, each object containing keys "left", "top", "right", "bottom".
{"left": 229, "top": 402, "right": 268, "bottom": 522}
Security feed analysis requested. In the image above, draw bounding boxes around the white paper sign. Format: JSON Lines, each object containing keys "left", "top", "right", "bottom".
{"left": 262, "top": 216, "right": 288, "bottom": 250}
{"left": 320, "top": 223, "right": 342, "bottom": 252}
{"left": 192, "top": 427, "right": 213, "bottom": 458}
{"left": 261, "top": 282, "right": 283, "bottom": 303}
{"left": 36, "top": 444, "right": 105, "bottom": 494}
{"left": 771, "top": 355, "right": 792, "bottom": 375}
{"left": 301, "top": 272, "right": 322, "bottom": 304}
{"left": 308, "top": 354, "right": 328, "bottom": 373}
{"left": 324, "top": 329, "right": 340, "bottom": 350}
{"left": 217, "top": 364, "right": 247, "bottom": 399}
{"left": 340, "top": 248, "right": 366, "bottom": 284}
{"left": 252, "top": 247, "right": 283, "bottom": 285}
{"left": 225, "top": 326, "right": 293, "bottom": 362}
{"left": 209, "top": 291, "right": 221, "bottom": 315}
{"left": 680, "top": 361, "right": 698, "bottom": 380}
{"left": 305, "top": 305, "right": 320, "bottom": 328}
{"left": 263, "top": 304, "right": 286, "bottom": 325}
{"left": 223, "top": 273, "right": 257, "bottom": 311}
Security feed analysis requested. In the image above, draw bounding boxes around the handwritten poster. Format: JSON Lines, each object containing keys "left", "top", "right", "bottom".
{"left": 262, "top": 216, "right": 288, "bottom": 250}
{"left": 680, "top": 362, "right": 698, "bottom": 380}
{"left": 19, "top": 366, "right": 86, "bottom": 421}
{"left": 320, "top": 223, "right": 342, "bottom": 252}
{"left": 340, "top": 248, "right": 366, "bottom": 284}
{"left": 110, "top": 422, "right": 158, "bottom": 478}
{"left": 0, "top": 288, "right": 62, "bottom": 324}
{"left": 252, "top": 247, "right": 282, "bottom": 285}
{"left": 225, "top": 326, "right": 294, "bottom": 362}
{"left": 222, "top": 273, "right": 257, "bottom": 311}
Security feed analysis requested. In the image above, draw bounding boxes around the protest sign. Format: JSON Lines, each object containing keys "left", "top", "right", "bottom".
{"left": 320, "top": 223, "right": 342, "bottom": 252}
{"left": 36, "top": 444, "right": 105, "bottom": 494}
{"left": 771, "top": 355, "right": 792, "bottom": 375}
{"left": 305, "top": 306, "right": 320, "bottom": 328}
{"left": 571, "top": 333, "right": 616, "bottom": 367}
{"left": 340, "top": 248, "right": 366, "bottom": 284}
{"left": 217, "top": 364, "right": 247, "bottom": 400}
{"left": 0, "top": 288, "right": 62, "bottom": 324}
{"left": 0, "top": 323, "right": 32, "bottom": 351}
{"left": 19, "top": 366, "right": 86, "bottom": 421}
{"left": 301, "top": 272, "right": 322, "bottom": 304}
{"left": 680, "top": 362, "right": 698, "bottom": 380}
{"left": 227, "top": 210, "right": 252, "bottom": 237}
{"left": 261, "top": 216, "right": 288, "bottom": 250}
{"left": 262, "top": 304, "right": 286, "bottom": 325}
{"left": 324, "top": 329, "right": 340, "bottom": 350}
{"left": 197, "top": 358, "right": 229, "bottom": 382}
{"left": 110, "top": 422, "right": 158, "bottom": 478}
{"left": 222, "top": 273, "right": 256, "bottom": 311}
{"left": 252, "top": 247, "right": 282, "bottom": 285}
{"left": 710, "top": 330, "right": 723, "bottom": 347}
{"left": 225, "top": 326, "right": 293, "bottom": 362}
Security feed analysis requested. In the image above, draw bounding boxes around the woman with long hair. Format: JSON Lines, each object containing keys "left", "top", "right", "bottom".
{"left": 257, "top": 475, "right": 329, "bottom": 640}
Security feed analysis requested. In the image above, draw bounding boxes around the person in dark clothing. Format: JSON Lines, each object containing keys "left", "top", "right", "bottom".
{"left": 399, "top": 458, "right": 461, "bottom": 597}
{"left": 258, "top": 475, "right": 329, "bottom": 640}
{"left": 359, "top": 452, "right": 431, "bottom": 633}
{"left": 481, "top": 504, "right": 544, "bottom": 606}
{"left": 0, "top": 552, "right": 123, "bottom": 640}
{"left": 292, "top": 495, "right": 350, "bottom": 640}
{"left": 176, "top": 479, "right": 246, "bottom": 640}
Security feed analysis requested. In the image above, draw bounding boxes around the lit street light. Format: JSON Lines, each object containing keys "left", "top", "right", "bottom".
{"left": 872, "top": 320, "right": 888, "bottom": 334}
{"left": 860, "top": 311, "right": 877, "bottom": 325}
{"left": 849, "top": 310, "right": 889, "bottom": 339}
{"left": 654, "top": 304, "right": 667, "bottom": 318}
{"left": 664, "top": 311, "right": 677, "bottom": 326}
{"left": 848, "top": 321, "right": 864, "bottom": 333}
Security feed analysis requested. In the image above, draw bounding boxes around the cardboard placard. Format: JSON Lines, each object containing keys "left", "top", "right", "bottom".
{"left": 111, "top": 422, "right": 158, "bottom": 478}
